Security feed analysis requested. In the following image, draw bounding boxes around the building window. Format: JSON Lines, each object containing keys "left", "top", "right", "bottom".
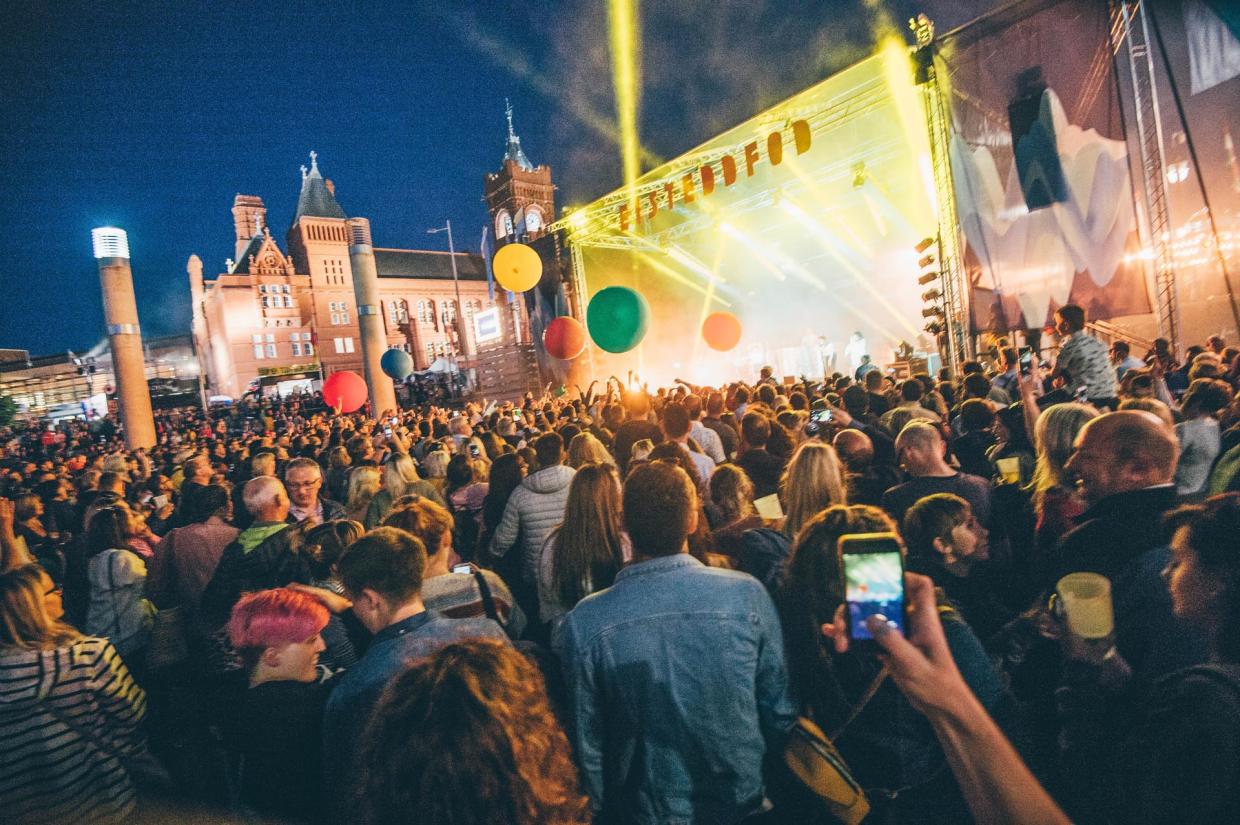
{"left": 282, "top": 284, "right": 290, "bottom": 293}
{"left": 292, "top": 342, "right": 302, "bottom": 356}
{"left": 305, "top": 341, "right": 314, "bottom": 356}
{"left": 426, "top": 342, "right": 435, "bottom": 361}
{"left": 254, "top": 345, "right": 264, "bottom": 359}
{"left": 334, "top": 337, "right": 354, "bottom": 354}
{"left": 266, "top": 343, "right": 277, "bottom": 358}
{"left": 261, "top": 296, "right": 269, "bottom": 308}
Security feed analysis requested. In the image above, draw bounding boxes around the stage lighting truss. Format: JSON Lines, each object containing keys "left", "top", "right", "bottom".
{"left": 549, "top": 73, "right": 896, "bottom": 248}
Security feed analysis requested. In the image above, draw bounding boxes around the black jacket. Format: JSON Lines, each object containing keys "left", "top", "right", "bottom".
{"left": 1049, "top": 486, "right": 1208, "bottom": 680}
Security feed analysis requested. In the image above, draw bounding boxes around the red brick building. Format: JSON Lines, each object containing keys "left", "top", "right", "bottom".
{"left": 193, "top": 151, "right": 530, "bottom": 399}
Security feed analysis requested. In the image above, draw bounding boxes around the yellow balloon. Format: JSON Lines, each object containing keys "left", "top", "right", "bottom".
{"left": 492, "top": 243, "right": 543, "bottom": 292}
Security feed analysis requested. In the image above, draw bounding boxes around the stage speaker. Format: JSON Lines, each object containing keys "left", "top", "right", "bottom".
{"left": 1008, "top": 67, "right": 1069, "bottom": 211}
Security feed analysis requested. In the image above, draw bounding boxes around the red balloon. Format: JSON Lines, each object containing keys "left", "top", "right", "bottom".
{"left": 543, "top": 316, "right": 588, "bottom": 361}
{"left": 322, "top": 370, "right": 368, "bottom": 413}
{"left": 702, "top": 311, "right": 742, "bottom": 351}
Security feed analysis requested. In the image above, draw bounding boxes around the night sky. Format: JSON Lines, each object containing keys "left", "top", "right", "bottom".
{"left": 0, "top": 0, "right": 1001, "bottom": 354}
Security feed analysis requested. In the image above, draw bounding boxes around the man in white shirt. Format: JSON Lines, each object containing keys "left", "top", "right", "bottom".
{"left": 1111, "top": 340, "right": 1148, "bottom": 382}
{"left": 683, "top": 395, "right": 725, "bottom": 464}
{"left": 662, "top": 402, "right": 716, "bottom": 494}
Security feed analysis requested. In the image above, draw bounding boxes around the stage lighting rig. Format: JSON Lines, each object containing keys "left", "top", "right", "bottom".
{"left": 915, "top": 236, "right": 947, "bottom": 336}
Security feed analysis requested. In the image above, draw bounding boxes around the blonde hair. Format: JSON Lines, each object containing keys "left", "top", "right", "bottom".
{"left": 1032, "top": 402, "right": 1099, "bottom": 507}
{"left": 346, "top": 466, "right": 382, "bottom": 513}
{"left": 780, "top": 441, "right": 848, "bottom": 539}
{"left": 0, "top": 565, "right": 81, "bottom": 651}
{"left": 382, "top": 453, "right": 423, "bottom": 500}
{"left": 421, "top": 449, "right": 449, "bottom": 480}
{"left": 567, "top": 432, "right": 615, "bottom": 469}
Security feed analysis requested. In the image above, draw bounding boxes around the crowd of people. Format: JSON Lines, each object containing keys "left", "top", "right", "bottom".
{"left": 2, "top": 302, "right": 1240, "bottom": 824}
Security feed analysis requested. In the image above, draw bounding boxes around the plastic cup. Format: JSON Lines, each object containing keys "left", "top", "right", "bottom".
{"left": 1056, "top": 572, "right": 1114, "bottom": 640}
{"left": 996, "top": 457, "right": 1020, "bottom": 484}
{"left": 754, "top": 493, "right": 785, "bottom": 520}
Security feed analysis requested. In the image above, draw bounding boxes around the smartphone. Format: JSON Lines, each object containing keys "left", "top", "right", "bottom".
{"left": 384, "top": 426, "right": 393, "bottom": 437}
{"left": 840, "top": 533, "right": 906, "bottom": 650}
{"left": 468, "top": 443, "right": 481, "bottom": 458}
{"left": 452, "top": 563, "right": 472, "bottom": 574}
{"left": 811, "top": 408, "right": 834, "bottom": 426}
{"left": 1019, "top": 347, "right": 1033, "bottom": 376}
{"left": 804, "top": 407, "right": 834, "bottom": 438}
{"left": 151, "top": 494, "right": 169, "bottom": 509}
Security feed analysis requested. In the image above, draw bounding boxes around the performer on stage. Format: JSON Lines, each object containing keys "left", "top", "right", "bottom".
{"left": 845, "top": 330, "right": 867, "bottom": 374}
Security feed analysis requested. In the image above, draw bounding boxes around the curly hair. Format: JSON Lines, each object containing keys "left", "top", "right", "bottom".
{"left": 357, "top": 638, "right": 590, "bottom": 825}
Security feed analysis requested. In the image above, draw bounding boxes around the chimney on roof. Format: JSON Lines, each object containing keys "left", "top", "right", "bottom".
{"left": 232, "top": 194, "right": 267, "bottom": 262}
{"left": 325, "top": 178, "right": 335, "bottom": 196}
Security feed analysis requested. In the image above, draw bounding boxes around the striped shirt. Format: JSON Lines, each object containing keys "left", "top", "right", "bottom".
{"left": 0, "top": 637, "right": 147, "bottom": 824}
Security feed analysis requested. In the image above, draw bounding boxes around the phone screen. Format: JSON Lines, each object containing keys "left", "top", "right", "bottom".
{"left": 811, "top": 408, "right": 833, "bottom": 425}
{"left": 1019, "top": 348, "right": 1033, "bottom": 375}
{"left": 452, "top": 563, "right": 472, "bottom": 574}
{"left": 840, "top": 534, "right": 905, "bottom": 643}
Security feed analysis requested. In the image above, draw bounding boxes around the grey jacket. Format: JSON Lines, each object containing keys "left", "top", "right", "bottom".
{"left": 491, "top": 463, "right": 576, "bottom": 583}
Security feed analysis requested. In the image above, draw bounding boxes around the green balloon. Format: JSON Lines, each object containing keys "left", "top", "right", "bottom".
{"left": 587, "top": 286, "right": 650, "bottom": 353}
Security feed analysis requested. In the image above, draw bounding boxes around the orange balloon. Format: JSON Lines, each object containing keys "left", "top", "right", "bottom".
{"left": 702, "top": 311, "right": 742, "bottom": 351}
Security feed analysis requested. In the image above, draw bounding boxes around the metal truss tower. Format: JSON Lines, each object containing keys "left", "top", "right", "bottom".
{"left": 1113, "top": 0, "right": 1181, "bottom": 352}
{"left": 912, "top": 15, "right": 970, "bottom": 375}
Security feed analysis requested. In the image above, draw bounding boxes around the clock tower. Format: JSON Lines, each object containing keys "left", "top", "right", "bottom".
{"left": 483, "top": 101, "right": 556, "bottom": 247}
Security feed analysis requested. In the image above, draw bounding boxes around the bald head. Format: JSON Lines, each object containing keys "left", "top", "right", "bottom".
{"left": 1066, "top": 410, "right": 1179, "bottom": 505}
{"left": 894, "top": 420, "right": 949, "bottom": 477}
{"left": 833, "top": 428, "right": 874, "bottom": 470}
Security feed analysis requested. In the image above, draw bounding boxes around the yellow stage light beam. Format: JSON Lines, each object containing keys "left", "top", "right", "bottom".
{"left": 668, "top": 245, "right": 725, "bottom": 284}
{"left": 780, "top": 199, "right": 922, "bottom": 339}
{"left": 436, "top": 9, "right": 663, "bottom": 169}
{"left": 720, "top": 222, "right": 825, "bottom": 291}
{"left": 630, "top": 250, "right": 733, "bottom": 308}
{"left": 718, "top": 223, "right": 788, "bottom": 282}
{"left": 879, "top": 35, "right": 936, "bottom": 215}
{"left": 609, "top": 0, "right": 642, "bottom": 218}
{"left": 690, "top": 240, "right": 727, "bottom": 368}
{"left": 732, "top": 208, "right": 908, "bottom": 344}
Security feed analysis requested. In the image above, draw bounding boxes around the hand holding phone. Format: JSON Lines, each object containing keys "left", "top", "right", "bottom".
{"left": 840, "top": 533, "right": 907, "bottom": 652}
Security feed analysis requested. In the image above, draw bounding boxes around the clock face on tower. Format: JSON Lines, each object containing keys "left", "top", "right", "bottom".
{"left": 525, "top": 208, "right": 543, "bottom": 233}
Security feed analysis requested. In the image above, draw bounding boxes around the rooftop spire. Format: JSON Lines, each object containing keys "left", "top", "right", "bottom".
{"left": 293, "top": 151, "right": 347, "bottom": 222}
{"left": 501, "top": 100, "right": 535, "bottom": 172}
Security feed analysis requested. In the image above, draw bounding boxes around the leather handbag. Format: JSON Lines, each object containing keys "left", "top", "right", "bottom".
{"left": 783, "top": 666, "right": 887, "bottom": 825}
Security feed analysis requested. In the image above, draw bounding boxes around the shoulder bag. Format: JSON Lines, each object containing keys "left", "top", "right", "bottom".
{"left": 782, "top": 666, "right": 887, "bottom": 825}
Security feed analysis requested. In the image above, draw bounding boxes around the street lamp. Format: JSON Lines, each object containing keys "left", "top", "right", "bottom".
{"left": 427, "top": 220, "right": 475, "bottom": 366}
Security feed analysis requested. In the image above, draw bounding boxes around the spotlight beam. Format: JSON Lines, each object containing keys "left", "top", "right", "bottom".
{"left": 780, "top": 199, "right": 922, "bottom": 338}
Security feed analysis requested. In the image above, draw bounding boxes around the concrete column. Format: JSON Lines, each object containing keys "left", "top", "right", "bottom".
{"left": 406, "top": 317, "right": 429, "bottom": 371}
{"left": 92, "top": 228, "right": 156, "bottom": 450}
{"left": 347, "top": 218, "right": 398, "bottom": 418}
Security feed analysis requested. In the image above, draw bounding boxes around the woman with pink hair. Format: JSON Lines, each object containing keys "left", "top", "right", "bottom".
{"left": 226, "top": 588, "right": 334, "bottom": 823}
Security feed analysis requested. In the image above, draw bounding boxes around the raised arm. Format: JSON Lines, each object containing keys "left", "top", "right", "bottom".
{"left": 869, "top": 574, "right": 1070, "bottom": 825}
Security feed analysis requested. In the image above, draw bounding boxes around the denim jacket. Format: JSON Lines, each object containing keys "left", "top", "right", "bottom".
{"left": 561, "top": 554, "right": 797, "bottom": 825}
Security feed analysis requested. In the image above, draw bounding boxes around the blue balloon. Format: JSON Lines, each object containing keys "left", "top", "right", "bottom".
{"left": 380, "top": 348, "right": 414, "bottom": 380}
